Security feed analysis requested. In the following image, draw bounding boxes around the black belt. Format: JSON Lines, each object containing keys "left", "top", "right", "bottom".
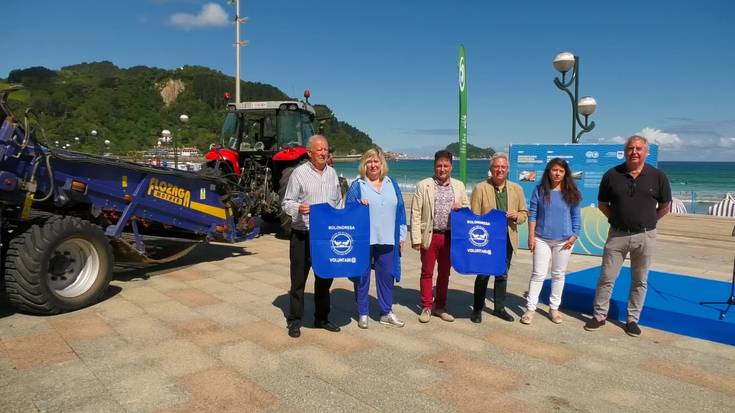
{"left": 292, "top": 229, "right": 309, "bottom": 236}
{"left": 611, "top": 226, "right": 652, "bottom": 234}
{"left": 432, "top": 229, "right": 450, "bottom": 234}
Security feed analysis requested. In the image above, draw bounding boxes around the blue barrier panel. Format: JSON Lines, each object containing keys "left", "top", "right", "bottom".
{"left": 542, "top": 266, "right": 735, "bottom": 346}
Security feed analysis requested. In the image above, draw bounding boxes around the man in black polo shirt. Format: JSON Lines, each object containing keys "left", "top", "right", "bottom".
{"left": 584, "top": 135, "right": 671, "bottom": 337}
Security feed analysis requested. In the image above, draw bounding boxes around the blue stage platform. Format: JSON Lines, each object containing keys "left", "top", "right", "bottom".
{"left": 542, "top": 267, "right": 735, "bottom": 345}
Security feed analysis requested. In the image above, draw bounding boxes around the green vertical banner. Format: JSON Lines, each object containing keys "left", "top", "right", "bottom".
{"left": 458, "top": 44, "right": 468, "bottom": 183}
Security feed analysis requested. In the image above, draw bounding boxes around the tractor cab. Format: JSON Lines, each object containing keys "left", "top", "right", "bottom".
{"left": 219, "top": 100, "right": 316, "bottom": 155}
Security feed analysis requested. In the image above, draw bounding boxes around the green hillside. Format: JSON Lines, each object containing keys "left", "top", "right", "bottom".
{"left": 445, "top": 142, "right": 496, "bottom": 159}
{"left": 2, "top": 62, "right": 374, "bottom": 155}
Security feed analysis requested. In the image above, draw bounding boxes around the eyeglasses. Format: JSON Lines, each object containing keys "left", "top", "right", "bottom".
{"left": 628, "top": 180, "right": 637, "bottom": 197}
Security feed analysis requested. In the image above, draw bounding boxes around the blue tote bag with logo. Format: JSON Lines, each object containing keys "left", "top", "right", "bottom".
{"left": 450, "top": 208, "right": 507, "bottom": 275}
{"left": 309, "top": 202, "right": 371, "bottom": 278}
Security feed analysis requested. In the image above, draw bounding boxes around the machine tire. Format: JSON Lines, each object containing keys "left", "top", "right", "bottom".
{"left": 4, "top": 216, "right": 113, "bottom": 314}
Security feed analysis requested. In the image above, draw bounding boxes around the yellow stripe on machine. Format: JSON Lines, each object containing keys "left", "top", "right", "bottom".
{"left": 189, "top": 201, "right": 227, "bottom": 219}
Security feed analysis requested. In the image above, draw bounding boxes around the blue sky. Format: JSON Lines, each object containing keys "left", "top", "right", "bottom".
{"left": 4, "top": 0, "right": 735, "bottom": 161}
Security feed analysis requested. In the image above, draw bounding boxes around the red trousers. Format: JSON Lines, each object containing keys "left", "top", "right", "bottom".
{"left": 419, "top": 232, "right": 451, "bottom": 310}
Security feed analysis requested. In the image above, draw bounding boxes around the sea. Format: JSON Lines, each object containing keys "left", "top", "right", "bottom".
{"left": 332, "top": 160, "right": 735, "bottom": 215}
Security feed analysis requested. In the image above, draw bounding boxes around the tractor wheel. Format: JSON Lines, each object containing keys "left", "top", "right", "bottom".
{"left": 4, "top": 216, "right": 113, "bottom": 314}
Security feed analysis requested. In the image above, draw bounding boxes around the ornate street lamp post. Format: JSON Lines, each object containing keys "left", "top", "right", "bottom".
{"left": 177, "top": 114, "right": 189, "bottom": 170}
{"left": 161, "top": 129, "right": 172, "bottom": 168}
{"left": 553, "top": 52, "right": 597, "bottom": 143}
{"left": 90, "top": 129, "right": 104, "bottom": 154}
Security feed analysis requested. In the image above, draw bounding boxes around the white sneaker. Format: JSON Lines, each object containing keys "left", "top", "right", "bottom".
{"left": 380, "top": 312, "right": 405, "bottom": 327}
{"left": 358, "top": 315, "right": 369, "bottom": 329}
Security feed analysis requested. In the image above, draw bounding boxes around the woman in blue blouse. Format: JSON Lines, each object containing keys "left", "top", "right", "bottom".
{"left": 522, "top": 158, "right": 581, "bottom": 325}
{"left": 346, "top": 148, "right": 407, "bottom": 329}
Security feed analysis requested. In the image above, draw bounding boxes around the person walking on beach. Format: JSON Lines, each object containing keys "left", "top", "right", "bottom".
{"left": 346, "top": 148, "right": 407, "bottom": 329}
{"left": 281, "top": 135, "right": 343, "bottom": 338}
{"left": 522, "top": 158, "right": 581, "bottom": 325}
{"left": 584, "top": 135, "right": 671, "bottom": 337}
{"left": 470, "top": 153, "right": 528, "bottom": 323}
{"left": 410, "top": 150, "right": 469, "bottom": 323}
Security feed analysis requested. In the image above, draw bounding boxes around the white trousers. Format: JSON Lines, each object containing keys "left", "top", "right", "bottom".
{"left": 526, "top": 237, "right": 572, "bottom": 311}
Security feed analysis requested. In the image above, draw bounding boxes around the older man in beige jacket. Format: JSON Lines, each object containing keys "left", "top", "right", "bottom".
{"left": 470, "top": 153, "right": 528, "bottom": 324}
{"left": 410, "top": 150, "right": 470, "bottom": 323}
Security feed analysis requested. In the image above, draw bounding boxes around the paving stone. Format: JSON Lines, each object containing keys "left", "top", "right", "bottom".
{"left": 0, "top": 314, "right": 50, "bottom": 338}
{"left": 419, "top": 351, "right": 534, "bottom": 412}
{"left": 233, "top": 279, "right": 286, "bottom": 298}
{"left": 211, "top": 289, "right": 261, "bottom": 306}
{"left": 2, "top": 330, "right": 76, "bottom": 369}
{"left": 640, "top": 357, "right": 735, "bottom": 396}
{"left": 165, "top": 287, "right": 222, "bottom": 308}
{"left": 14, "top": 359, "right": 113, "bottom": 413}
{"left": 68, "top": 335, "right": 135, "bottom": 366}
{"left": 48, "top": 311, "right": 115, "bottom": 342}
{"left": 167, "top": 267, "right": 209, "bottom": 281}
{"left": 210, "top": 270, "right": 249, "bottom": 284}
{"left": 143, "top": 338, "right": 217, "bottom": 377}
{"left": 106, "top": 367, "right": 187, "bottom": 413}
{"left": 184, "top": 278, "right": 235, "bottom": 295}
{"left": 196, "top": 302, "right": 260, "bottom": 326}
{"left": 92, "top": 297, "right": 146, "bottom": 321}
{"left": 282, "top": 345, "right": 351, "bottom": 379}
{"left": 173, "top": 318, "right": 244, "bottom": 348}
{"left": 112, "top": 317, "right": 175, "bottom": 345}
{"left": 223, "top": 256, "right": 268, "bottom": 269}
{"left": 218, "top": 340, "right": 282, "bottom": 374}
{"left": 433, "top": 329, "right": 489, "bottom": 353}
{"left": 301, "top": 328, "right": 371, "bottom": 354}
{"left": 120, "top": 286, "right": 172, "bottom": 305}
{"left": 146, "top": 276, "right": 190, "bottom": 292}
{"left": 162, "top": 367, "right": 278, "bottom": 413}
{"left": 484, "top": 327, "right": 578, "bottom": 364}
{"left": 139, "top": 299, "right": 202, "bottom": 323}
{"left": 361, "top": 324, "right": 434, "bottom": 354}
{"left": 190, "top": 262, "right": 226, "bottom": 273}
{"left": 236, "top": 320, "right": 297, "bottom": 352}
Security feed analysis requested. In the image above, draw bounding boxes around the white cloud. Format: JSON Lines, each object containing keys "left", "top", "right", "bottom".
{"left": 169, "top": 3, "right": 229, "bottom": 30}
{"left": 717, "top": 136, "right": 735, "bottom": 148}
{"left": 636, "top": 127, "right": 682, "bottom": 147}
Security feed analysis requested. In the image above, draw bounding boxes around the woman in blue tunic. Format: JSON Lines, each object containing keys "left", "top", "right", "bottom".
{"left": 346, "top": 148, "right": 407, "bottom": 328}
{"left": 522, "top": 158, "right": 581, "bottom": 325}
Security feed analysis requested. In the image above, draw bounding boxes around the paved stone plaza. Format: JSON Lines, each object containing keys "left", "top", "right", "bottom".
{"left": 1, "top": 213, "right": 734, "bottom": 412}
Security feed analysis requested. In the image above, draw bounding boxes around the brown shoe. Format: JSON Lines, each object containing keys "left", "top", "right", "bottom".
{"left": 549, "top": 309, "right": 563, "bottom": 324}
{"left": 418, "top": 308, "right": 432, "bottom": 323}
{"left": 432, "top": 308, "right": 455, "bottom": 322}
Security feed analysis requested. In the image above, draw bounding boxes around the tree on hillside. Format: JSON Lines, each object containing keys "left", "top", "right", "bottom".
{"left": 445, "top": 142, "right": 496, "bottom": 159}
{"left": 3, "top": 62, "right": 375, "bottom": 155}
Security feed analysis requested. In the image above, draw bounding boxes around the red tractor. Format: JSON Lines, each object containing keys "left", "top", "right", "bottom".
{"left": 202, "top": 91, "right": 342, "bottom": 234}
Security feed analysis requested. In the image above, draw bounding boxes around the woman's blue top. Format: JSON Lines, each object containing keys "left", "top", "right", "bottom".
{"left": 346, "top": 176, "right": 406, "bottom": 280}
{"left": 528, "top": 187, "right": 581, "bottom": 241}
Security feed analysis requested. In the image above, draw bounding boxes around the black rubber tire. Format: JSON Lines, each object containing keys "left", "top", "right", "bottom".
{"left": 4, "top": 216, "right": 113, "bottom": 314}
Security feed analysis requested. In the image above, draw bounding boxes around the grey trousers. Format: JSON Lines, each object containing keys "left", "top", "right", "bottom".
{"left": 592, "top": 229, "right": 657, "bottom": 323}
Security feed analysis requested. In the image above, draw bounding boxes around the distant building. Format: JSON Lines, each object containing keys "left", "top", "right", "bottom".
{"left": 384, "top": 151, "right": 408, "bottom": 160}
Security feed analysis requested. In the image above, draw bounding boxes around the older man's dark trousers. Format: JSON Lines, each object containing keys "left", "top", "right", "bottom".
{"left": 473, "top": 239, "right": 514, "bottom": 312}
{"left": 288, "top": 229, "right": 333, "bottom": 328}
